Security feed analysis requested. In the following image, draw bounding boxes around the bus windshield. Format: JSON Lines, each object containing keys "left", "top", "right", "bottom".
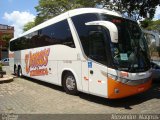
{"left": 100, "top": 14, "right": 150, "bottom": 72}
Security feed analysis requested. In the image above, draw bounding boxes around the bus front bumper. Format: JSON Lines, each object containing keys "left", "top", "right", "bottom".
{"left": 107, "top": 77, "right": 152, "bottom": 99}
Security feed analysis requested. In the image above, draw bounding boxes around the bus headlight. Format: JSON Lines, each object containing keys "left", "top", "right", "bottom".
{"left": 108, "top": 73, "right": 128, "bottom": 84}
{"left": 118, "top": 77, "right": 129, "bottom": 84}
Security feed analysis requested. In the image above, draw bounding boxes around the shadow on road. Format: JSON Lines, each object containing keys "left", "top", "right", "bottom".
{"left": 20, "top": 76, "right": 160, "bottom": 109}
{"left": 0, "top": 79, "right": 13, "bottom": 84}
{"left": 21, "top": 76, "right": 65, "bottom": 92}
{"left": 79, "top": 82, "right": 160, "bottom": 109}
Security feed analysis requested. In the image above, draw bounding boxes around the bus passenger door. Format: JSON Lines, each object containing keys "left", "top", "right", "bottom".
{"left": 88, "top": 30, "right": 108, "bottom": 97}
{"left": 81, "top": 61, "right": 89, "bottom": 93}
{"left": 88, "top": 61, "right": 108, "bottom": 97}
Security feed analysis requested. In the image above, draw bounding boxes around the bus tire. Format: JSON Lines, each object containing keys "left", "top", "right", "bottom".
{"left": 63, "top": 72, "right": 78, "bottom": 95}
{"left": 14, "top": 65, "right": 17, "bottom": 75}
{"left": 18, "top": 67, "right": 22, "bottom": 77}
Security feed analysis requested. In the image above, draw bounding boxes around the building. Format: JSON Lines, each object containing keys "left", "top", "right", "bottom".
{"left": 0, "top": 24, "right": 14, "bottom": 60}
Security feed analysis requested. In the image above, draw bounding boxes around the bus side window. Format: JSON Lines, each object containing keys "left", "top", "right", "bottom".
{"left": 10, "top": 20, "right": 75, "bottom": 51}
{"left": 72, "top": 13, "right": 99, "bottom": 55}
{"left": 72, "top": 13, "right": 111, "bottom": 66}
{"left": 41, "top": 20, "right": 75, "bottom": 48}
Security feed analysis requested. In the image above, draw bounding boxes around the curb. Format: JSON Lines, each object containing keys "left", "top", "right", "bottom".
{"left": 0, "top": 75, "right": 14, "bottom": 83}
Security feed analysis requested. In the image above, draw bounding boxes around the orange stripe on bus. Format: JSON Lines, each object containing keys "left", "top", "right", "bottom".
{"left": 98, "top": 80, "right": 102, "bottom": 83}
{"left": 84, "top": 77, "right": 89, "bottom": 81}
{"left": 107, "top": 77, "right": 152, "bottom": 99}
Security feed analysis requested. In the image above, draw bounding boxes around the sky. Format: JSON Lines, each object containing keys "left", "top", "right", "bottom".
{"left": 0, "top": 0, "right": 160, "bottom": 37}
{"left": 0, "top": 0, "right": 38, "bottom": 37}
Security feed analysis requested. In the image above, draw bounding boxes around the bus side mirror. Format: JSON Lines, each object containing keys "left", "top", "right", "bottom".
{"left": 85, "top": 21, "right": 118, "bottom": 43}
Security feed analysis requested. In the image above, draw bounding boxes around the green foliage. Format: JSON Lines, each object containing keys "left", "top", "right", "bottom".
{"left": 99, "top": 0, "right": 160, "bottom": 20}
{"left": 34, "top": 0, "right": 160, "bottom": 25}
{"left": 140, "top": 19, "right": 160, "bottom": 33}
{"left": 140, "top": 19, "right": 153, "bottom": 28}
{"left": 23, "top": 21, "right": 35, "bottom": 32}
{"left": 1, "top": 34, "right": 12, "bottom": 42}
{"left": 35, "top": 0, "right": 97, "bottom": 25}
{"left": 147, "top": 20, "right": 160, "bottom": 32}
{"left": 1, "top": 34, "right": 12, "bottom": 48}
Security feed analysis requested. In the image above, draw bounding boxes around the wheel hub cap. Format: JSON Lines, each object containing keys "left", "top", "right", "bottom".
{"left": 66, "top": 76, "right": 75, "bottom": 90}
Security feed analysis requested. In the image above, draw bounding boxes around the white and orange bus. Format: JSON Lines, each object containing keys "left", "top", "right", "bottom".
{"left": 9, "top": 8, "right": 152, "bottom": 99}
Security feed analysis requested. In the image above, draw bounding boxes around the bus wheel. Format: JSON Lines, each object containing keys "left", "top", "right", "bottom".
{"left": 14, "top": 65, "right": 17, "bottom": 75}
{"left": 18, "top": 67, "right": 22, "bottom": 77}
{"left": 63, "top": 72, "right": 78, "bottom": 95}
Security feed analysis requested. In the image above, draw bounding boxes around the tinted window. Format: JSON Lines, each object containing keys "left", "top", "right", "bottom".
{"left": 72, "top": 13, "right": 110, "bottom": 65}
{"left": 10, "top": 20, "right": 75, "bottom": 51}
{"left": 72, "top": 13, "right": 99, "bottom": 56}
{"left": 88, "top": 29, "right": 108, "bottom": 65}
{"left": 29, "top": 31, "right": 39, "bottom": 48}
{"left": 40, "top": 20, "right": 75, "bottom": 48}
{"left": 100, "top": 14, "right": 150, "bottom": 72}
{"left": 10, "top": 38, "right": 21, "bottom": 51}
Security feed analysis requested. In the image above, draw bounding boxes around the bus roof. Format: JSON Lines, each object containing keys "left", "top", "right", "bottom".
{"left": 10, "top": 8, "right": 122, "bottom": 41}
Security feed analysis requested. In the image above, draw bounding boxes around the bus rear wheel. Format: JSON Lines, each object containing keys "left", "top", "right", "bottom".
{"left": 14, "top": 65, "right": 17, "bottom": 75}
{"left": 63, "top": 72, "right": 78, "bottom": 95}
{"left": 18, "top": 67, "right": 22, "bottom": 77}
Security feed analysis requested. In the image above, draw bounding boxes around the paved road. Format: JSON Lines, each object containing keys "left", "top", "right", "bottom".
{"left": 0, "top": 66, "right": 160, "bottom": 114}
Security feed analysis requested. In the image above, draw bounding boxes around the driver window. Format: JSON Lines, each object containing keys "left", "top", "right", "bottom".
{"left": 88, "top": 27, "right": 108, "bottom": 65}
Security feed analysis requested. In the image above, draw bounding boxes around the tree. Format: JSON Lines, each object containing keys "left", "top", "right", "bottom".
{"left": 1, "top": 34, "right": 12, "bottom": 48}
{"left": 140, "top": 19, "right": 153, "bottom": 28}
{"left": 99, "top": 0, "right": 160, "bottom": 20}
{"left": 140, "top": 19, "right": 160, "bottom": 35}
{"left": 146, "top": 20, "right": 160, "bottom": 33}
{"left": 35, "top": 0, "right": 160, "bottom": 24}
{"left": 23, "top": 21, "right": 35, "bottom": 32}
{"left": 35, "top": 0, "right": 98, "bottom": 25}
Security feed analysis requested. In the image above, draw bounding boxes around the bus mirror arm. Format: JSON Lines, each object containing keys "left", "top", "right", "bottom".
{"left": 85, "top": 21, "right": 118, "bottom": 43}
